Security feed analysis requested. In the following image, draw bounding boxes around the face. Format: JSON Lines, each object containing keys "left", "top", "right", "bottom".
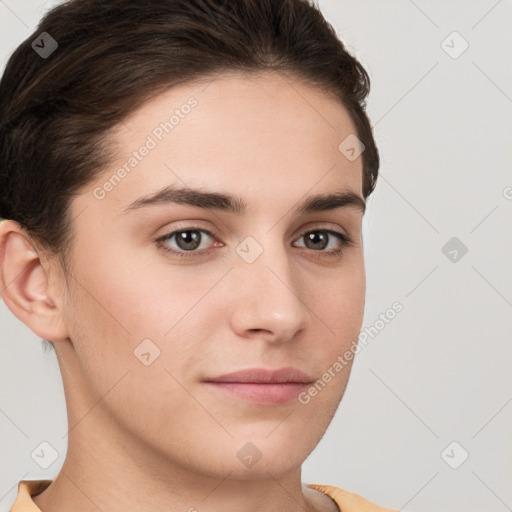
{"left": 55, "top": 70, "right": 366, "bottom": 478}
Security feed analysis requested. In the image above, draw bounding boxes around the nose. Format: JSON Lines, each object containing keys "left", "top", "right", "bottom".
{"left": 228, "top": 238, "right": 311, "bottom": 344}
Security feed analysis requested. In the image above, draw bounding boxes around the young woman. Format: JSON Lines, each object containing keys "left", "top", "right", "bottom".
{"left": 0, "top": 0, "right": 395, "bottom": 510}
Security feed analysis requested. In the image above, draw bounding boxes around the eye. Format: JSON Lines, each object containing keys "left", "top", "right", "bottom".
{"left": 155, "top": 226, "right": 354, "bottom": 259}
{"left": 293, "top": 229, "right": 354, "bottom": 258}
{"left": 156, "top": 227, "right": 218, "bottom": 257}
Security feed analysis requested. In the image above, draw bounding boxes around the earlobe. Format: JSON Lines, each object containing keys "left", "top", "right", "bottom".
{"left": 0, "top": 220, "right": 69, "bottom": 342}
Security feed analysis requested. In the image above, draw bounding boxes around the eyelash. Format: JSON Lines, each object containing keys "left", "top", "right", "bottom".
{"left": 155, "top": 226, "right": 355, "bottom": 260}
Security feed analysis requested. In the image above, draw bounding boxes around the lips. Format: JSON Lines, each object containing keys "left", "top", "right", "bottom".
{"left": 203, "top": 367, "right": 314, "bottom": 405}
{"left": 203, "top": 366, "right": 314, "bottom": 384}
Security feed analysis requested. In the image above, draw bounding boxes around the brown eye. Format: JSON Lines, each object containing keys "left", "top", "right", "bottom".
{"left": 156, "top": 227, "right": 217, "bottom": 257}
{"left": 294, "top": 229, "right": 353, "bottom": 256}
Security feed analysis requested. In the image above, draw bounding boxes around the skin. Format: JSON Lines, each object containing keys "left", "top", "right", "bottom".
{"left": 0, "top": 70, "right": 366, "bottom": 512}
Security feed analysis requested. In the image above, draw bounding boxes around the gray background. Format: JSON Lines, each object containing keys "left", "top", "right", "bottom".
{"left": 1, "top": 1, "right": 511, "bottom": 511}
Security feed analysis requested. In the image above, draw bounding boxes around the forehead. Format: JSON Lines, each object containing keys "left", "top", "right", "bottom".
{"left": 76, "top": 70, "right": 363, "bottom": 217}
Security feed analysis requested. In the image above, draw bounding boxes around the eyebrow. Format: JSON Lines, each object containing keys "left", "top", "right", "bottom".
{"left": 123, "top": 184, "right": 366, "bottom": 216}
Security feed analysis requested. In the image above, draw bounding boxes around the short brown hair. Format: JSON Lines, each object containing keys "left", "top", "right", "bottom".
{"left": 0, "top": 0, "right": 379, "bottom": 268}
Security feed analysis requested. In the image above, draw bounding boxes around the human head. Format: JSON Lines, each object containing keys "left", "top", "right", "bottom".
{"left": 0, "top": 0, "right": 379, "bottom": 495}
{"left": 0, "top": 0, "right": 378, "bottom": 275}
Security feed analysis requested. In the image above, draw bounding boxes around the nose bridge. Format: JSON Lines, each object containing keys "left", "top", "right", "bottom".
{"left": 230, "top": 231, "right": 310, "bottom": 339}
{"left": 238, "top": 230, "right": 295, "bottom": 292}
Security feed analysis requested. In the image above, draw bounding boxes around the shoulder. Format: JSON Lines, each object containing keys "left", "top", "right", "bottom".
{"left": 307, "top": 483, "right": 398, "bottom": 512}
{"left": 9, "top": 480, "right": 52, "bottom": 512}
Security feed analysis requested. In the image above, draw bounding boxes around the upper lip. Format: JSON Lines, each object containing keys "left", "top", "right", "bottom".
{"left": 203, "top": 367, "right": 314, "bottom": 384}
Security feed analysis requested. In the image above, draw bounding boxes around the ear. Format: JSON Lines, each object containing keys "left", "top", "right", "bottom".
{"left": 0, "top": 219, "right": 69, "bottom": 342}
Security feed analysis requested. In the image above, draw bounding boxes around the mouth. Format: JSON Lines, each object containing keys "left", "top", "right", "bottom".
{"left": 202, "top": 366, "right": 314, "bottom": 405}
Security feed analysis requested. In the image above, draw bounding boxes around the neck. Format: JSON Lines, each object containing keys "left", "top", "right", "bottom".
{"left": 31, "top": 431, "right": 329, "bottom": 512}
{"left": 32, "top": 395, "right": 329, "bottom": 512}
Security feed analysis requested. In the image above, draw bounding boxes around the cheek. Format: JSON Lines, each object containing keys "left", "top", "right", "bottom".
{"left": 311, "top": 255, "right": 366, "bottom": 344}
{"left": 62, "top": 251, "right": 211, "bottom": 443}
{"left": 64, "top": 244, "right": 221, "bottom": 389}
{"left": 292, "top": 262, "right": 365, "bottom": 430}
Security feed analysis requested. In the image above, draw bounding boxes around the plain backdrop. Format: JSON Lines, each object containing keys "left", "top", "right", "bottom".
{"left": 1, "top": 1, "right": 511, "bottom": 511}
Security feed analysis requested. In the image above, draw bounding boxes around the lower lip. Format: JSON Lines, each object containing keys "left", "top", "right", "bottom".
{"left": 204, "top": 382, "right": 310, "bottom": 405}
